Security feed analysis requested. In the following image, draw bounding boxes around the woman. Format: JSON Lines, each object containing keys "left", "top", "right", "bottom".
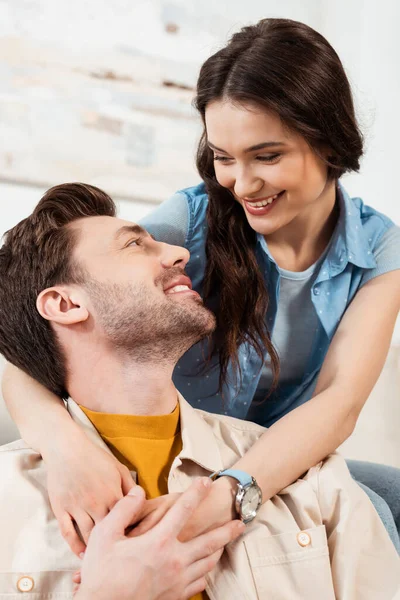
{"left": 3, "top": 18, "right": 400, "bottom": 553}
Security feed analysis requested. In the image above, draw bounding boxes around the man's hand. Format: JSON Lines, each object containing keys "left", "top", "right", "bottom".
{"left": 132, "top": 476, "right": 237, "bottom": 542}
{"left": 75, "top": 478, "right": 244, "bottom": 600}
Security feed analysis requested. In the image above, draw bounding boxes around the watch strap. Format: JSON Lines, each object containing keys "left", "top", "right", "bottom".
{"left": 210, "top": 468, "right": 253, "bottom": 487}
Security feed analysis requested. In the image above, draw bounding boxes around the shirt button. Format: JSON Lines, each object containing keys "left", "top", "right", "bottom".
{"left": 313, "top": 287, "right": 320, "bottom": 296}
{"left": 17, "top": 576, "right": 34, "bottom": 592}
{"left": 297, "top": 531, "right": 311, "bottom": 547}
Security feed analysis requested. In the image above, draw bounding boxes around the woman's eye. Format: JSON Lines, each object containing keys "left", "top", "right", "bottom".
{"left": 256, "top": 153, "right": 281, "bottom": 163}
{"left": 213, "top": 155, "right": 231, "bottom": 162}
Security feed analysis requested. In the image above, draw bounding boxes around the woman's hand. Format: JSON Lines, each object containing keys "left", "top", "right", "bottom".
{"left": 132, "top": 476, "right": 237, "bottom": 542}
{"left": 46, "top": 432, "right": 135, "bottom": 556}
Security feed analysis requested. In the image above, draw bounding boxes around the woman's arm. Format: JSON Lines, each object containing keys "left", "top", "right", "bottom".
{"left": 2, "top": 364, "right": 78, "bottom": 452}
{"left": 175, "top": 270, "right": 400, "bottom": 539}
{"left": 232, "top": 271, "right": 400, "bottom": 500}
{"left": 2, "top": 364, "right": 135, "bottom": 555}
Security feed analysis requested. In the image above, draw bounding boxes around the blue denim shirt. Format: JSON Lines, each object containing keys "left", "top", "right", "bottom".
{"left": 167, "top": 182, "right": 396, "bottom": 427}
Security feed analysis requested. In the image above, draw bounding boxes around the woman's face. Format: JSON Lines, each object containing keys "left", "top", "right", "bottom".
{"left": 205, "top": 100, "right": 332, "bottom": 237}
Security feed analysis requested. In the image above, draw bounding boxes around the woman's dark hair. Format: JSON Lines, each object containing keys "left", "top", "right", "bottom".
{"left": 194, "top": 18, "right": 363, "bottom": 394}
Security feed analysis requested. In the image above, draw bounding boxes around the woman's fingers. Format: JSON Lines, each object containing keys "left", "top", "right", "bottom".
{"left": 152, "top": 478, "right": 212, "bottom": 540}
{"left": 186, "top": 519, "right": 245, "bottom": 563}
{"left": 58, "top": 512, "right": 86, "bottom": 556}
{"left": 129, "top": 495, "right": 179, "bottom": 537}
{"left": 118, "top": 464, "right": 136, "bottom": 496}
{"left": 74, "top": 511, "right": 95, "bottom": 546}
{"left": 95, "top": 486, "right": 146, "bottom": 538}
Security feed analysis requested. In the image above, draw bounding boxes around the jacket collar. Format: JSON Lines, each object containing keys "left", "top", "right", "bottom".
{"left": 67, "top": 392, "right": 224, "bottom": 475}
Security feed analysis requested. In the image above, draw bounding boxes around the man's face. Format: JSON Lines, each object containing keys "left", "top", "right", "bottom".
{"left": 69, "top": 216, "right": 216, "bottom": 361}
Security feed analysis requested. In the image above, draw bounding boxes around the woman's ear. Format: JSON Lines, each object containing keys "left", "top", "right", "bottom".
{"left": 36, "top": 286, "right": 89, "bottom": 325}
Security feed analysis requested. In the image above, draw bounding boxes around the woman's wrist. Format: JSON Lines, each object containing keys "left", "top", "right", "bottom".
{"left": 40, "top": 415, "right": 87, "bottom": 463}
{"left": 211, "top": 476, "right": 238, "bottom": 521}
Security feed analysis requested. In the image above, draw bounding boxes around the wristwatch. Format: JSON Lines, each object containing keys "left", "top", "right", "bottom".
{"left": 209, "top": 469, "right": 262, "bottom": 524}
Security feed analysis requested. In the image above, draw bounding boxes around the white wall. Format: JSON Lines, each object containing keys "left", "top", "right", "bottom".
{"left": 0, "top": 0, "right": 399, "bottom": 214}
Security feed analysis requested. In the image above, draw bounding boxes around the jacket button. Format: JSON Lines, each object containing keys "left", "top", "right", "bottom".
{"left": 17, "top": 576, "right": 34, "bottom": 592}
{"left": 297, "top": 531, "right": 311, "bottom": 547}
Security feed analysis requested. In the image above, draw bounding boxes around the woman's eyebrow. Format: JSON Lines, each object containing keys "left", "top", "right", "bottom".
{"left": 207, "top": 141, "right": 287, "bottom": 153}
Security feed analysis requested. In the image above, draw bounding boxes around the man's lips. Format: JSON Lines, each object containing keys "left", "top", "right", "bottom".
{"left": 163, "top": 275, "right": 197, "bottom": 296}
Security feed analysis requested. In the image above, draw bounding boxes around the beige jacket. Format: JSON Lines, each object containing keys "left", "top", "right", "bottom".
{"left": 0, "top": 394, "right": 399, "bottom": 599}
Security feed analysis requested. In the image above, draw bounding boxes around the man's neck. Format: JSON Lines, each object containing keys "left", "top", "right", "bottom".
{"left": 66, "top": 349, "right": 178, "bottom": 416}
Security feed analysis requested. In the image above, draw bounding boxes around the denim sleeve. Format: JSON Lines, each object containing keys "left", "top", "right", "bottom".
{"left": 360, "top": 225, "right": 400, "bottom": 287}
{"left": 139, "top": 192, "right": 189, "bottom": 247}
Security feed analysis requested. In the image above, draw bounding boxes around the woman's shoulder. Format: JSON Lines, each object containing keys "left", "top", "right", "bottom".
{"left": 177, "top": 182, "right": 209, "bottom": 216}
{"left": 339, "top": 184, "right": 396, "bottom": 248}
{"left": 139, "top": 182, "right": 208, "bottom": 247}
{"left": 359, "top": 223, "right": 400, "bottom": 287}
{"left": 346, "top": 189, "right": 400, "bottom": 285}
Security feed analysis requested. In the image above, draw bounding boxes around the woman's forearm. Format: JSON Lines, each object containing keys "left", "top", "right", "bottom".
{"left": 2, "top": 363, "right": 82, "bottom": 456}
{"left": 233, "top": 385, "right": 356, "bottom": 501}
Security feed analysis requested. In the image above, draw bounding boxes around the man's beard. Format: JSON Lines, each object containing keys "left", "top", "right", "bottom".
{"left": 85, "top": 275, "right": 216, "bottom": 365}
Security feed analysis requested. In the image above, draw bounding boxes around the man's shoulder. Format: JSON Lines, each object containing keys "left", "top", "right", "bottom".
{"left": 195, "top": 409, "right": 266, "bottom": 449}
{"left": 0, "top": 437, "right": 40, "bottom": 460}
{"left": 0, "top": 438, "right": 44, "bottom": 488}
{"left": 0, "top": 438, "right": 30, "bottom": 453}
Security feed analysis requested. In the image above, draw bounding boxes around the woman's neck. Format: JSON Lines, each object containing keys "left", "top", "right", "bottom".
{"left": 265, "top": 181, "right": 338, "bottom": 272}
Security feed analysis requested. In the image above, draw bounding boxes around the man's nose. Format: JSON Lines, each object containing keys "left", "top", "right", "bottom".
{"left": 160, "top": 243, "right": 190, "bottom": 269}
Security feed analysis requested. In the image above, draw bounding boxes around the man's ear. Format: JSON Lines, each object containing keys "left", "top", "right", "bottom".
{"left": 36, "top": 286, "right": 89, "bottom": 325}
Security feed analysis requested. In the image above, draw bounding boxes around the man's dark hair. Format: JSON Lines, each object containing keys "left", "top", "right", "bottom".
{"left": 0, "top": 183, "right": 116, "bottom": 398}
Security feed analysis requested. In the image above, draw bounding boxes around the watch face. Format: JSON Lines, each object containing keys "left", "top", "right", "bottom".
{"left": 241, "top": 486, "right": 261, "bottom": 519}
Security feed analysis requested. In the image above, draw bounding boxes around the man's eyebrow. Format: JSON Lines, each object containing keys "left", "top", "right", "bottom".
{"left": 114, "top": 225, "right": 156, "bottom": 241}
{"left": 207, "top": 141, "right": 287, "bottom": 154}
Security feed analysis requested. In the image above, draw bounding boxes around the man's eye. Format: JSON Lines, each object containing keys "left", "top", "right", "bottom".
{"left": 127, "top": 238, "right": 141, "bottom": 247}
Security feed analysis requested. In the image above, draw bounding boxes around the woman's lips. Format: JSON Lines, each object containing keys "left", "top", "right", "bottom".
{"left": 243, "top": 190, "right": 285, "bottom": 216}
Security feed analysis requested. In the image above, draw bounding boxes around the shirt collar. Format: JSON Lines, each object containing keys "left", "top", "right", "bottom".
{"left": 67, "top": 392, "right": 224, "bottom": 475}
{"left": 328, "top": 181, "right": 376, "bottom": 272}
{"left": 256, "top": 182, "right": 376, "bottom": 274}
{"left": 177, "top": 392, "right": 224, "bottom": 473}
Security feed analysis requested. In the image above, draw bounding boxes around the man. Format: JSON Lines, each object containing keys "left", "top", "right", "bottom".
{"left": 0, "top": 183, "right": 399, "bottom": 599}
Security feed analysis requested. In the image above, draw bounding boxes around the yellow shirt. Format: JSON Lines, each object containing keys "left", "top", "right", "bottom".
{"left": 81, "top": 403, "right": 206, "bottom": 600}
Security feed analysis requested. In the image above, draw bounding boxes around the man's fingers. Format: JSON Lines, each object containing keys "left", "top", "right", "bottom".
{"left": 183, "top": 577, "right": 207, "bottom": 599}
{"left": 129, "top": 507, "right": 164, "bottom": 538}
{"left": 187, "top": 519, "right": 245, "bottom": 563}
{"left": 185, "top": 548, "right": 223, "bottom": 584}
{"left": 97, "top": 486, "right": 146, "bottom": 537}
{"left": 153, "top": 478, "right": 212, "bottom": 540}
{"left": 58, "top": 513, "right": 86, "bottom": 557}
